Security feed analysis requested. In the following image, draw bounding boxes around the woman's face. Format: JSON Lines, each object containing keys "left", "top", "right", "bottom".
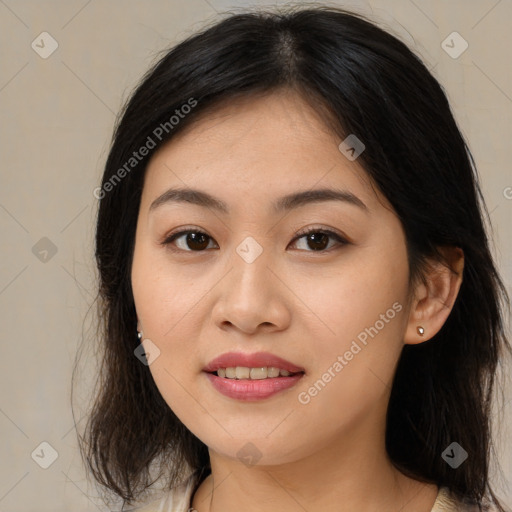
{"left": 131, "top": 90, "right": 415, "bottom": 465}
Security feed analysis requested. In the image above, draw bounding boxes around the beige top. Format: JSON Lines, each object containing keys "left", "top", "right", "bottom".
{"left": 122, "top": 473, "right": 487, "bottom": 512}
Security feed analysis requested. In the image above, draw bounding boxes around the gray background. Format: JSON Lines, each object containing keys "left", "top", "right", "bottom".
{"left": 0, "top": 0, "right": 510, "bottom": 510}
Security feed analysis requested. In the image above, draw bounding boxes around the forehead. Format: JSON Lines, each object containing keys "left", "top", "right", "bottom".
{"left": 141, "top": 91, "right": 381, "bottom": 213}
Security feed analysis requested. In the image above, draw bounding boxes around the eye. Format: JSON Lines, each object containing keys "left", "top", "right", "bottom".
{"left": 161, "top": 228, "right": 217, "bottom": 252}
{"left": 289, "top": 227, "right": 348, "bottom": 252}
{"left": 160, "top": 226, "right": 348, "bottom": 253}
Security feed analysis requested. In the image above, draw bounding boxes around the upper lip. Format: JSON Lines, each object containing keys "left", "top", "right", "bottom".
{"left": 203, "top": 352, "right": 305, "bottom": 374}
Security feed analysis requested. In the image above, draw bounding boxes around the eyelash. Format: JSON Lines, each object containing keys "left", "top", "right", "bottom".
{"left": 160, "top": 226, "right": 348, "bottom": 254}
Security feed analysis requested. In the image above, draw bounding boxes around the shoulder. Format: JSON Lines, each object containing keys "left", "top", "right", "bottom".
{"left": 120, "top": 471, "right": 199, "bottom": 512}
{"left": 432, "top": 487, "right": 501, "bottom": 512}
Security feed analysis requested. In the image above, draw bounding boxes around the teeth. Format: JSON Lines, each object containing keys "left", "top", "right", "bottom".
{"left": 267, "top": 367, "right": 280, "bottom": 378}
{"left": 250, "top": 367, "right": 267, "bottom": 380}
{"left": 215, "top": 367, "right": 297, "bottom": 379}
{"left": 236, "top": 367, "right": 250, "bottom": 379}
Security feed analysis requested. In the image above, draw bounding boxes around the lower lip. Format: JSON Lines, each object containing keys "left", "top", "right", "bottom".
{"left": 204, "top": 371, "right": 304, "bottom": 401}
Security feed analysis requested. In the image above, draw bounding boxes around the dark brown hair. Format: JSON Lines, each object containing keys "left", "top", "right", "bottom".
{"left": 73, "top": 5, "right": 511, "bottom": 511}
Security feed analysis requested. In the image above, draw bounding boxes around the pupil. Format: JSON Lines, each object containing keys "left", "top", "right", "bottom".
{"left": 188, "top": 232, "right": 209, "bottom": 250}
{"left": 308, "top": 233, "right": 328, "bottom": 251}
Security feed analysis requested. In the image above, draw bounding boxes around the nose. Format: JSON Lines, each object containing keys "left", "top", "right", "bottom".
{"left": 211, "top": 242, "right": 292, "bottom": 335}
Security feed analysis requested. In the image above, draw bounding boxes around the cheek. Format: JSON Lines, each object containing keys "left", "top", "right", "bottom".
{"left": 303, "top": 246, "right": 409, "bottom": 347}
{"left": 131, "top": 244, "right": 209, "bottom": 414}
{"left": 297, "top": 244, "right": 409, "bottom": 402}
{"left": 132, "top": 243, "right": 200, "bottom": 336}
{"left": 131, "top": 247, "right": 205, "bottom": 425}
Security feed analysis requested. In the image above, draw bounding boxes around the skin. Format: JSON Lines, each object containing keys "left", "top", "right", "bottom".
{"left": 131, "top": 89, "right": 464, "bottom": 512}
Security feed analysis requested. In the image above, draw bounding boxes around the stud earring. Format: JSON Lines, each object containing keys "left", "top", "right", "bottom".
{"left": 417, "top": 326, "right": 425, "bottom": 336}
{"left": 137, "top": 331, "right": 143, "bottom": 340}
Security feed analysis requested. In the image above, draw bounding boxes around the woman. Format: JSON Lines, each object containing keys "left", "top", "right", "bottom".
{"left": 76, "top": 6, "right": 511, "bottom": 512}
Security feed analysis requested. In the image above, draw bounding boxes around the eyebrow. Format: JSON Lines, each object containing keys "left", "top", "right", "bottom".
{"left": 149, "top": 186, "right": 368, "bottom": 214}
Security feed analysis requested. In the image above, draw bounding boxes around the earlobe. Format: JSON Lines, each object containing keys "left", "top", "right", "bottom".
{"left": 404, "top": 247, "right": 464, "bottom": 345}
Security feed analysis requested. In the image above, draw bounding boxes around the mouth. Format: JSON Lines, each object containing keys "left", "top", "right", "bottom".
{"left": 202, "top": 351, "right": 306, "bottom": 400}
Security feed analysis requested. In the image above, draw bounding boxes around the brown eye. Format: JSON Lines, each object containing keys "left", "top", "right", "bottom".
{"left": 163, "top": 230, "right": 217, "bottom": 251}
{"left": 305, "top": 232, "right": 329, "bottom": 251}
{"left": 291, "top": 228, "right": 347, "bottom": 252}
{"left": 162, "top": 227, "right": 347, "bottom": 254}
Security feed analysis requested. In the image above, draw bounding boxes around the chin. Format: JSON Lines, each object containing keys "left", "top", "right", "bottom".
{"left": 203, "top": 434, "right": 312, "bottom": 468}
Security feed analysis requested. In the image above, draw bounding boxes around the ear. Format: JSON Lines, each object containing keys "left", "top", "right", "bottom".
{"left": 404, "top": 246, "right": 464, "bottom": 345}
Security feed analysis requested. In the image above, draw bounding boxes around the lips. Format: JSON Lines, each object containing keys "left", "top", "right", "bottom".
{"left": 203, "top": 351, "right": 306, "bottom": 401}
{"left": 202, "top": 351, "right": 305, "bottom": 374}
